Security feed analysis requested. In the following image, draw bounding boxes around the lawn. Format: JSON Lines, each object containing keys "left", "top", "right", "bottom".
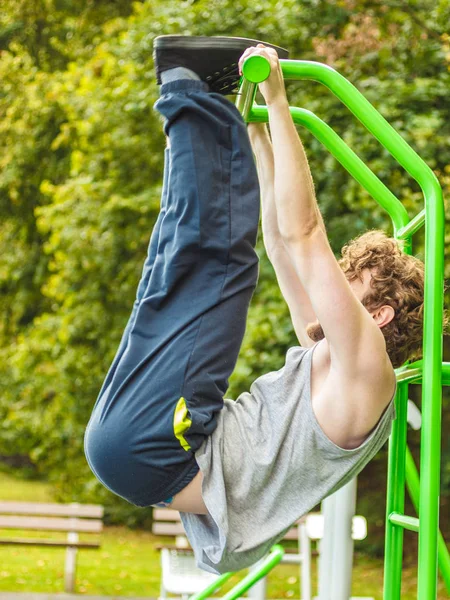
{"left": 0, "top": 471, "right": 447, "bottom": 598}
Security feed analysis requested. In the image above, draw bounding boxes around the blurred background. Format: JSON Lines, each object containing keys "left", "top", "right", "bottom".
{"left": 0, "top": 0, "right": 448, "bottom": 597}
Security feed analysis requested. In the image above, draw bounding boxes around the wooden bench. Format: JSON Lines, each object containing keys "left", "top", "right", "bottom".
{"left": 0, "top": 501, "right": 104, "bottom": 592}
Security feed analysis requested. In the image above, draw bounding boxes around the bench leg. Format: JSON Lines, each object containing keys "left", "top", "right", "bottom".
{"left": 299, "top": 522, "right": 312, "bottom": 600}
{"left": 65, "top": 532, "right": 79, "bottom": 593}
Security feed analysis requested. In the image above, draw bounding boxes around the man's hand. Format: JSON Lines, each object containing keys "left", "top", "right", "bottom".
{"left": 238, "top": 44, "right": 287, "bottom": 106}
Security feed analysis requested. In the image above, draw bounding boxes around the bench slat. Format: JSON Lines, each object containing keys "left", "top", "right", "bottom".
{"left": 0, "top": 516, "right": 103, "bottom": 533}
{"left": 152, "top": 510, "right": 310, "bottom": 540}
{"left": 152, "top": 508, "right": 181, "bottom": 522}
{"left": 283, "top": 529, "right": 300, "bottom": 540}
{"left": 0, "top": 538, "right": 100, "bottom": 548}
{"left": 152, "top": 525, "right": 301, "bottom": 539}
{"left": 152, "top": 522, "right": 186, "bottom": 536}
{"left": 0, "top": 502, "right": 103, "bottom": 518}
{"left": 155, "top": 544, "right": 194, "bottom": 551}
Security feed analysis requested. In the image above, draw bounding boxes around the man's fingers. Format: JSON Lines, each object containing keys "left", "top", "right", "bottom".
{"left": 239, "top": 45, "right": 278, "bottom": 74}
{"left": 238, "top": 47, "right": 256, "bottom": 74}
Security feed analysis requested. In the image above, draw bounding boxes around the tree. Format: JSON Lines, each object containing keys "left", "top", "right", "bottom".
{"left": 0, "top": 0, "right": 448, "bottom": 540}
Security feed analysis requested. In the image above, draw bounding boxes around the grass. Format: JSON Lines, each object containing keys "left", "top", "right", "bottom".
{"left": 0, "top": 471, "right": 448, "bottom": 598}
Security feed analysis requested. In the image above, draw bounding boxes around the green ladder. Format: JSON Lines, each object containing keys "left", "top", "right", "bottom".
{"left": 235, "top": 56, "right": 450, "bottom": 600}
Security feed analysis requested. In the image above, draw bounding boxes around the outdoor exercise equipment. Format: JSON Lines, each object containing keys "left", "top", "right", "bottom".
{"left": 234, "top": 55, "right": 449, "bottom": 600}
{"left": 188, "top": 545, "right": 285, "bottom": 600}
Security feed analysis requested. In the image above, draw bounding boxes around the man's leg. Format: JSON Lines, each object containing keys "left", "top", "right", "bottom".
{"left": 84, "top": 79, "right": 260, "bottom": 507}
{"left": 91, "top": 146, "right": 172, "bottom": 405}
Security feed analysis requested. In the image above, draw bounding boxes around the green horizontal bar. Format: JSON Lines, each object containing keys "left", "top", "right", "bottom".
{"left": 249, "top": 105, "right": 409, "bottom": 234}
{"left": 443, "top": 363, "right": 450, "bottom": 384}
{"left": 396, "top": 209, "right": 426, "bottom": 240}
{"left": 395, "top": 367, "right": 423, "bottom": 384}
{"left": 394, "top": 362, "right": 450, "bottom": 385}
{"left": 389, "top": 513, "right": 420, "bottom": 533}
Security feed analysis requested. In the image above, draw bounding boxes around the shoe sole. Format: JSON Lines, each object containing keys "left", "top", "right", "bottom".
{"left": 154, "top": 35, "right": 289, "bottom": 58}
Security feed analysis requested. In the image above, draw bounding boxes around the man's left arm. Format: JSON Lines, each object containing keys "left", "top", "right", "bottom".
{"left": 268, "top": 95, "right": 386, "bottom": 373}
{"left": 237, "top": 46, "right": 398, "bottom": 449}
{"left": 238, "top": 45, "right": 388, "bottom": 376}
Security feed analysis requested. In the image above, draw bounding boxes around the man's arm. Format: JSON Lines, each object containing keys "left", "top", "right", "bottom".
{"left": 267, "top": 90, "right": 387, "bottom": 376}
{"left": 248, "top": 123, "right": 317, "bottom": 347}
{"left": 238, "top": 45, "right": 389, "bottom": 377}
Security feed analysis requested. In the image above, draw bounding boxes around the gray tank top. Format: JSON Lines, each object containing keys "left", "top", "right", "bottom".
{"left": 180, "top": 343, "right": 395, "bottom": 574}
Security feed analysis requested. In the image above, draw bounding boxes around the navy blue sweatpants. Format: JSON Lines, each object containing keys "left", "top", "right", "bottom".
{"left": 84, "top": 79, "right": 260, "bottom": 507}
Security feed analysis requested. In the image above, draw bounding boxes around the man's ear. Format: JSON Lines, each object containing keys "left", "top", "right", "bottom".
{"left": 372, "top": 305, "right": 395, "bottom": 328}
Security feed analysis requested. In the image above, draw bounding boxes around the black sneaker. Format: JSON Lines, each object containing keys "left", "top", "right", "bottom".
{"left": 153, "top": 35, "right": 289, "bottom": 95}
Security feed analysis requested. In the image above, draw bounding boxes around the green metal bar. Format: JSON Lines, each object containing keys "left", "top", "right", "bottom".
{"left": 221, "top": 545, "right": 285, "bottom": 600}
{"left": 395, "top": 367, "right": 423, "bottom": 385}
{"left": 394, "top": 362, "right": 450, "bottom": 385}
{"left": 239, "top": 57, "right": 445, "bottom": 600}
{"left": 443, "top": 363, "right": 450, "bottom": 385}
{"left": 396, "top": 208, "right": 426, "bottom": 240}
{"left": 405, "top": 446, "right": 450, "bottom": 593}
{"left": 235, "top": 77, "right": 258, "bottom": 121}
{"left": 408, "top": 359, "right": 423, "bottom": 370}
{"left": 277, "top": 61, "right": 440, "bottom": 191}
{"left": 242, "top": 54, "right": 271, "bottom": 83}
{"left": 236, "top": 56, "right": 271, "bottom": 120}
{"left": 383, "top": 383, "right": 409, "bottom": 600}
{"left": 389, "top": 513, "right": 420, "bottom": 533}
{"left": 188, "top": 571, "right": 233, "bottom": 600}
{"left": 250, "top": 105, "right": 409, "bottom": 234}
{"left": 418, "top": 214, "right": 444, "bottom": 600}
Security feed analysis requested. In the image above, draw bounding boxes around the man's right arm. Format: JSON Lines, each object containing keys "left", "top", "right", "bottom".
{"left": 248, "top": 123, "right": 317, "bottom": 348}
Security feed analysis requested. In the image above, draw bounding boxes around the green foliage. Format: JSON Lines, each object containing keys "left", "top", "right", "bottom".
{"left": 0, "top": 0, "right": 138, "bottom": 70}
{"left": 0, "top": 0, "right": 449, "bottom": 539}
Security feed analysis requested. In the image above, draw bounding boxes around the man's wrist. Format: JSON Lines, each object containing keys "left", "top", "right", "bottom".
{"left": 248, "top": 122, "right": 269, "bottom": 140}
{"left": 266, "top": 95, "right": 289, "bottom": 110}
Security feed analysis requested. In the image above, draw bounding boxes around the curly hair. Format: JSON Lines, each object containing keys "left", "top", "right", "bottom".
{"left": 338, "top": 229, "right": 444, "bottom": 369}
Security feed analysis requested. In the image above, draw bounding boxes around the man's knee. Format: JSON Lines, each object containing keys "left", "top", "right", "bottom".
{"left": 84, "top": 417, "right": 152, "bottom": 503}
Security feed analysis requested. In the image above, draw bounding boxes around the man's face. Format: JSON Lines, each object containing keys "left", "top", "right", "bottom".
{"left": 347, "top": 268, "right": 373, "bottom": 302}
{"left": 306, "top": 269, "right": 373, "bottom": 342}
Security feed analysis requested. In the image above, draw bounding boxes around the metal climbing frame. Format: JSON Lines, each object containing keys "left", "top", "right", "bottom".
{"left": 237, "top": 56, "right": 450, "bottom": 600}
{"left": 188, "top": 545, "right": 284, "bottom": 600}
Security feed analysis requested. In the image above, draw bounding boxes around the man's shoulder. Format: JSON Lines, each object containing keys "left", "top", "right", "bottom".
{"left": 313, "top": 339, "right": 396, "bottom": 449}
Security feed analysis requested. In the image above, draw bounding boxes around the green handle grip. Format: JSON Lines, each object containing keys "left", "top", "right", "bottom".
{"left": 242, "top": 55, "right": 271, "bottom": 83}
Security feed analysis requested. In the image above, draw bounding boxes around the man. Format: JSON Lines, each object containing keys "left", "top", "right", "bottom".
{"left": 85, "top": 36, "right": 425, "bottom": 574}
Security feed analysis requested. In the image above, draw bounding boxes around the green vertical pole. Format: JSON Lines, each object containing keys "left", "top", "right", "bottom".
{"left": 383, "top": 383, "right": 409, "bottom": 599}
{"left": 405, "top": 446, "right": 450, "bottom": 593}
{"left": 418, "top": 180, "right": 444, "bottom": 600}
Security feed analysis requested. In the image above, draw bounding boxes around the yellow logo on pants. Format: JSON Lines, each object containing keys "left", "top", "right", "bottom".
{"left": 173, "top": 397, "right": 192, "bottom": 451}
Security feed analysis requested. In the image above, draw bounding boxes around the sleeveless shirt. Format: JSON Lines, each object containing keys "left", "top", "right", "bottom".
{"left": 180, "top": 343, "right": 395, "bottom": 574}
